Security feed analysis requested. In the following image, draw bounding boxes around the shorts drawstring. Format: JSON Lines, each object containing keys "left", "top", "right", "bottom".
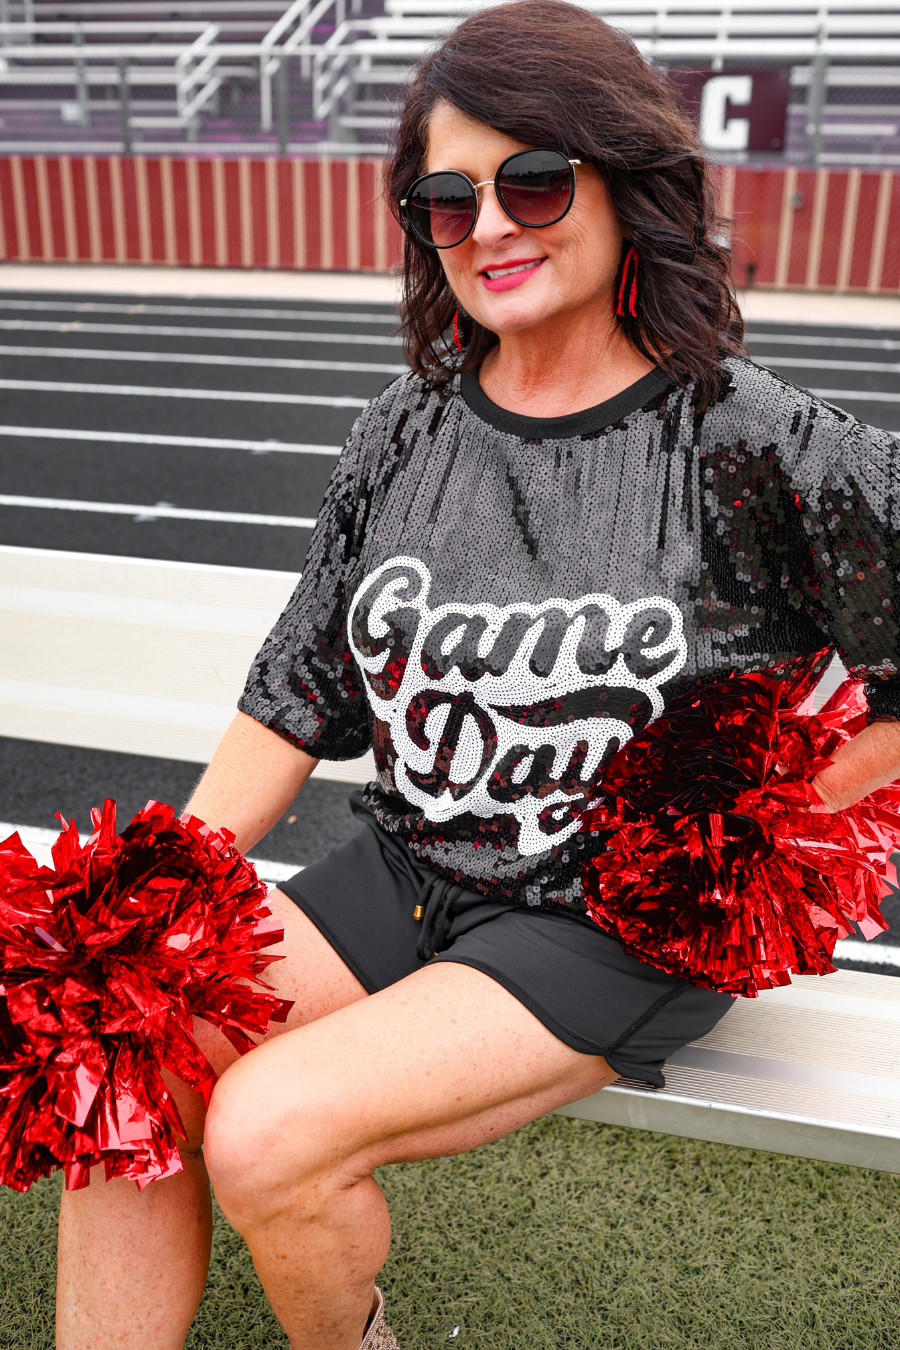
{"left": 414, "top": 874, "right": 465, "bottom": 961}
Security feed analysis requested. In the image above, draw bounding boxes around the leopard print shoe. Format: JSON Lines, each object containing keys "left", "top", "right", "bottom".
{"left": 359, "top": 1287, "right": 400, "bottom": 1349}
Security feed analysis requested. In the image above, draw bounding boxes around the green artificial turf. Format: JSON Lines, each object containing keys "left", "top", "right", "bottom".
{"left": 2, "top": 1117, "right": 899, "bottom": 1349}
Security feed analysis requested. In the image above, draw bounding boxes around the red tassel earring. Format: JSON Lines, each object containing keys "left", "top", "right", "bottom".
{"left": 453, "top": 307, "right": 462, "bottom": 351}
{"left": 616, "top": 245, "right": 639, "bottom": 318}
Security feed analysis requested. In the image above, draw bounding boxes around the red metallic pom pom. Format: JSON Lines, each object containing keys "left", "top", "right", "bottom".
{"left": 581, "top": 672, "right": 900, "bottom": 998}
{"left": 0, "top": 799, "right": 293, "bottom": 1192}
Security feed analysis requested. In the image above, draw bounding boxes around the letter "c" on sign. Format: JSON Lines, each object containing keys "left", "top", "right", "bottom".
{"left": 699, "top": 74, "right": 752, "bottom": 152}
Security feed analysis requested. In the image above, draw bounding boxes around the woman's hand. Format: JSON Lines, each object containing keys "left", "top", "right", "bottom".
{"left": 810, "top": 718, "right": 900, "bottom": 813}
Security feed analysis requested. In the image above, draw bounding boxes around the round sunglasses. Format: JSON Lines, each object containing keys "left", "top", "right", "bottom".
{"left": 400, "top": 147, "right": 582, "bottom": 250}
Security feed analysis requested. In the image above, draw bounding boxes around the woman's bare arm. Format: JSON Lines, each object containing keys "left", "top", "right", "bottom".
{"left": 184, "top": 711, "right": 318, "bottom": 854}
{"left": 812, "top": 719, "right": 900, "bottom": 812}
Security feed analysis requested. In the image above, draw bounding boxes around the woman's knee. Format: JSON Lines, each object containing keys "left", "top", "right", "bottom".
{"left": 202, "top": 1050, "right": 346, "bottom": 1226}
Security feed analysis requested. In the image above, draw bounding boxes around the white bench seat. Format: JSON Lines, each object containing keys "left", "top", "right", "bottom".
{"left": 4, "top": 543, "right": 899, "bottom": 1175}
{"left": 559, "top": 969, "right": 900, "bottom": 1174}
{"left": 0, "top": 543, "right": 376, "bottom": 784}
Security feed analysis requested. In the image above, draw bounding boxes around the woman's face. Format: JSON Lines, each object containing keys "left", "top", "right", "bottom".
{"left": 424, "top": 101, "right": 626, "bottom": 339}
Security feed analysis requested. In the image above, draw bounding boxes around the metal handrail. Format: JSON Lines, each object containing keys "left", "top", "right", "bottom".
{"left": 0, "top": 20, "right": 213, "bottom": 33}
{"left": 262, "top": 0, "right": 311, "bottom": 50}
{"left": 175, "top": 22, "right": 220, "bottom": 130}
{"left": 260, "top": 0, "right": 316, "bottom": 131}
{"left": 260, "top": 0, "right": 349, "bottom": 132}
{"left": 31, "top": 2, "right": 288, "bottom": 10}
{"left": 384, "top": 0, "right": 900, "bottom": 11}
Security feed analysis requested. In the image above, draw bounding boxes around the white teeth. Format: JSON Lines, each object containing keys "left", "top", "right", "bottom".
{"left": 484, "top": 260, "right": 542, "bottom": 280}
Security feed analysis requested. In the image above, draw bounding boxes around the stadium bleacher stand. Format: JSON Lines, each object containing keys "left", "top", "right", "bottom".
{"left": 0, "top": 0, "right": 897, "bottom": 162}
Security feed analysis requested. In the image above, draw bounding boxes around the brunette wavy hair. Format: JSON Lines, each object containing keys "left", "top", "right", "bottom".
{"left": 387, "top": 0, "right": 745, "bottom": 408}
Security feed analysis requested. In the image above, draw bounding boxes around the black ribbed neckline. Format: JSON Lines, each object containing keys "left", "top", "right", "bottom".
{"left": 460, "top": 364, "right": 674, "bottom": 439}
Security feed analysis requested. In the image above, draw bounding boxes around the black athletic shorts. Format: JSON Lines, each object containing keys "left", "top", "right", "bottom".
{"left": 278, "top": 794, "right": 734, "bottom": 1088}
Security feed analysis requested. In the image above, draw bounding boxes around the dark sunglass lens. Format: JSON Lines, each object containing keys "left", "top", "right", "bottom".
{"left": 407, "top": 173, "right": 477, "bottom": 248}
{"left": 497, "top": 150, "right": 574, "bottom": 227}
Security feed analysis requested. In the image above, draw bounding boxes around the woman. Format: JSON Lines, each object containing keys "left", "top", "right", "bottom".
{"left": 56, "top": 2, "right": 900, "bottom": 1348}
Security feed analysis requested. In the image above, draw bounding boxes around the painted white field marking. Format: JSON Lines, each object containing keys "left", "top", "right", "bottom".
{"left": 0, "top": 379, "right": 368, "bottom": 408}
{"left": 808, "top": 388, "right": 900, "bottom": 404}
{"left": 833, "top": 940, "right": 900, "bottom": 968}
{"left": 0, "top": 494, "right": 316, "bottom": 528}
{"left": 746, "top": 333, "right": 900, "bottom": 351}
{"left": 752, "top": 355, "right": 900, "bottom": 374}
{"left": 0, "top": 298, "right": 397, "bottom": 324}
{"left": 0, "top": 819, "right": 301, "bottom": 883}
{"left": 0, "top": 342, "right": 404, "bottom": 375}
{"left": 0, "top": 425, "right": 341, "bottom": 455}
{"left": 0, "top": 318, "right": 402, "bottom": 346}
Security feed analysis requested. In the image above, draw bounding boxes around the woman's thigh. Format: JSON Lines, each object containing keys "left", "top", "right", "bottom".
{"left": 167, "top": 886, "right": 369, "bottom": 1152}
{"left": 201, "top": 959, "right": 619, "bottom": 1212}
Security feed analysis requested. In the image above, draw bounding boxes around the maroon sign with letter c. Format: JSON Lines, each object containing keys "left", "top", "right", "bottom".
{"left": 670, "top": 69, "right": 791, "bottom": 154}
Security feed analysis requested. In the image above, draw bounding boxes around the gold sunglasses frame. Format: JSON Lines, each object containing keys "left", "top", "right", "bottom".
{"left": 400, "top": 149, "right": 582, "bottom": 249}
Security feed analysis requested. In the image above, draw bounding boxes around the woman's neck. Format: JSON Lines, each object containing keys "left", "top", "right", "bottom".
{"left": 476, "top": 303, "right": 656, "bottom": 419}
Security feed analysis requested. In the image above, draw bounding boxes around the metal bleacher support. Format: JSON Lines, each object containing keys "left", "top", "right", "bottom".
{"left": 2, "top": 541, "right": 899, "bottom": 1175}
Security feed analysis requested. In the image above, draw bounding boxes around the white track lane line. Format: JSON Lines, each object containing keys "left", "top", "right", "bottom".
{"left": 6, "top": 376, "right": 897, "bottom": 411}
{"left": 0, "top": 495, "right": 317, "bottom": 528}
{"left": 0, "top": 819, "right": 893, "bottom": 962}
{"left": 746, "top": 333, "right": 900, "bottom": 351}
{"left": 0, "top": 819, "right": 301, "bottom": 884}
{"left": 0, "top": 299, "right": 397, "bottom": 324}
{"left": 807, "top": 388, "right": 900, "bottom": 404}
{"left": 8, "top": 340, "right": 892, "bottom": 379}
{"left": 0, "top": 343, "right": 405, "bottom": 376}
{"left": 833, "top": 940, "right": 900, "bottom": 967}
{"left": 0, "top": 379, "right": 368, "bottom": 407}
{"left": 0, "top": 319, "right": 402, "bottom": 347}
{"left": 0, "top": 425, "right": 341, "bottom": 455}
{"left": 752, "top": 356, "right": 900, "bottom": 374}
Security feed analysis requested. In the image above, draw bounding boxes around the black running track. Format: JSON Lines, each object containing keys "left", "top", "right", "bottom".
{"left": 1, "top": 288, "right": 899, "bottom": 969}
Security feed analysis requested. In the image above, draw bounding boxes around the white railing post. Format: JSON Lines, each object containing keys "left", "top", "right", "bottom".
{"left": 277, "top": 54, "right": 289, "bottom": 154}
{"left": 176, "top": 24, "right": 219, "bottom": 137}
{"left": 806, "top": 7, "right": 829, "bottom": 165}
{"left": 261, "top": 52, "right": 273, "bottom": 131}
{"left": 261, "top": 0, "right": 313, "bottom": 133}
{"left": 75, "top": 25, "right": 89, "bottom": 127}
{"left": 118, "top": 55, "right": 132, "bottom": 153}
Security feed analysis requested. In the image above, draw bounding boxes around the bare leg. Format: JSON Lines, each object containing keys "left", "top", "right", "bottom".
{"left": 56, "top": 1149, "right": 214, "bottom": 1350}
{"left": 203, "top": 961, "right": 619, "bottom": 1350}
{"left": 55, "top": 890, "right": 368, "bottom": 1350}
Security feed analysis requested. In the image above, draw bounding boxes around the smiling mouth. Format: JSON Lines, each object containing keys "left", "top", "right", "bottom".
{"left": 481, "top": 259, "right": 544, "bottom": 280}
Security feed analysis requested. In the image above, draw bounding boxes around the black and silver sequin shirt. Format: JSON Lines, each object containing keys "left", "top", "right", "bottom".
{"left": 240, "top": 357, "right": 900, "bottom": 906}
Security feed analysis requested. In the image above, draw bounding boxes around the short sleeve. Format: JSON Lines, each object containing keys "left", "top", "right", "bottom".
{"left": 784, "top": 402, "right": 900, "bottom": 720}
{"left": 238, "top": 378, "right": 410, "bottom": 759}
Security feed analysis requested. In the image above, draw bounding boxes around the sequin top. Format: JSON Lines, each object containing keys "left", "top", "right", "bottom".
{"left": 239, "top": 356, "right": 900, "bottom": 906}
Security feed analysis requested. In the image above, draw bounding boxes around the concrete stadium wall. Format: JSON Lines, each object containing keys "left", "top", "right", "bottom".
{"left": 1, "top": 154, "right": 899, "bottom": 293}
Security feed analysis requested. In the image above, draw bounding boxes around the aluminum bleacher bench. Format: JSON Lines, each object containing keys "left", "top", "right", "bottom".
{"left": 2, "top": 541, "right": 899, "bottom": 1177}
{"left": 312, "top": 0, "right": 900, "bottom": 141}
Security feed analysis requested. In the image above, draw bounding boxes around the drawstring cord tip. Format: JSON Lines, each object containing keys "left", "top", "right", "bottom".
{"left": 413, "top": 904, "right": 425, "bottom": 921}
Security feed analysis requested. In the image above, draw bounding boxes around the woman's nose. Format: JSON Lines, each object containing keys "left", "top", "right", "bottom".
{"left": 471, "top": 184, "right": 522, "bottom": 247}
